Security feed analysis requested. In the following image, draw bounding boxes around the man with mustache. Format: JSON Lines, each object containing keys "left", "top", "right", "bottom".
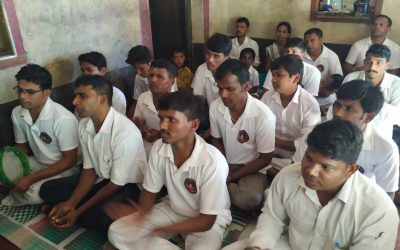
{"left": 343, "top": 44, "right": 400, "bottom": 109}
{"left": 229, "top": 17, "right": 260, "bottom": 67}
{"left": 192, "top": 33, "right": 232, "bottom": 105}
{"left": 343, "top": 44, "right": 400, "bottom": 146}
{"left": 223, "top": 119, "right": 398, "bottom": 250}
{"left": 344, "top": 14, "right": 400, "bottom": 76}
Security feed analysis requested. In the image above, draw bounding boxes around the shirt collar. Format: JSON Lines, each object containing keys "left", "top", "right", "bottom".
{"left": 271, "top": 85, "right": 301, "bottom": 105}
{"left": 85, "top": 107, "right": 116, "bottom": 135}
{"left": 143, "top": 92, "right": 158, "bottom": 114}
{"left": 19, "top": 97, "right": 53, "bottom": 125}
{"left": 297, "top": 170, "right": 355, "bottom": 204}
{"left": 217, "top": 93, "right": 258, "bottom": 122}
{"left": 157, "top": 133, "right": 208, "bottom": 170}
{"left": 204, "top": 66, "right": 215, "bottom": 81}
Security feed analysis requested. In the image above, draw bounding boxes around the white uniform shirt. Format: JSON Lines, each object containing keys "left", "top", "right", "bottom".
{"left": 143, "top": 134, "right": 231, "bottom": 218}
{"left": 266, "top": 43, "right": 282, "bottom": 62}
{"left": 305, "top": 45, "right": 343, "bottom": 79}
{"left": 249, "top": 163, "right": 399, "bottom": 250}
{"left": 210, "top": 94, "right": 276, "bottom": 164}
{"left": 264, "top": 61, "right": 321, "bottom": 96}
{"left": 229, "top": 36, "right": 260, "bottom": 66}
{"left": 111, "top": 86, "right": 127, "bottom": 115}
{"left": 79, "top": 107, "right": 147, "bottom": 186}
{"left": 248, "top": 65, "right": 259, "bottom": 88}
{"left": 261, "top": 86, "right": 321, "bottom": 143}
{"left": 357, "top": 125, "right": 399, "bottom": 192}
{"left": 343, "top": 70, "right": 400, "bottom": 108}
{"left": 192, "top": 62, "right": 219, "bottom": 105}
{"left": 12, "top": 98, "right": 79, "bottom": 166}
{"left": 345, "top": 37, "right": 400, "bottom": 69}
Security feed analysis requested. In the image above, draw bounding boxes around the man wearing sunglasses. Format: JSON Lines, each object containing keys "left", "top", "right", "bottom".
{"left": 2, "top": 64, "right": 79, "bottom": 206}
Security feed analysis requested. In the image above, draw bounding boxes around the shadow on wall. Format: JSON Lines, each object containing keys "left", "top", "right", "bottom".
{"left": 44, "top": 57, "right": 74, "bottom": 87}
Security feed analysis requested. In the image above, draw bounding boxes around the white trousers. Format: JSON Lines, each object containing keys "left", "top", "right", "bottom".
{"left": 108, "top": 200, "right": 230, "bottom": 250}
{"left": 1, "top": 156, "right": 79, "bottom": 206}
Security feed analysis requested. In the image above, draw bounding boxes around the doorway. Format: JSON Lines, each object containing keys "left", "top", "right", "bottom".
{"left": 149, "top": 0, "right": 192, "bottom": 66}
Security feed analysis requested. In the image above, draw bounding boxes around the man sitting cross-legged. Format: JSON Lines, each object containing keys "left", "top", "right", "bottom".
{"left": 108, "top": 91, "right": 232, "bottom": 250}
{"left": 39, "top": 75, "right": 147, "bottom": 233}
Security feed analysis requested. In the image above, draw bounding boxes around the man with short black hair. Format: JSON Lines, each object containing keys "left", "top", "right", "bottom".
{"left": 77, "top": 51, "right": 126, "bottom": 116}
{"left": 343, "top": 44, "right": 400, "bottom": 108}
{"left": 3, "top": 64, "right": 79, "bottom": 207}
{"left": 40, "top": 75, "right": 146, "bottom": 232}
{"left": 133, "top": 59, "right": 177, "bottom": 157}
{"left": 229, "top": 17, "right": 260, "bottom": 66}
{"left": 210, "top": 59, "right": 275, "bottom": 211}
{"left": 344, "top": 14, "right": 400, "bottom": 75}
{"left": 192, "top": 33, "right": 232, "bottom": 105}
{"left": 332, "top": 80, "right": 399, "bottom": 199}
{"left": 108, "top": 91, "right": 231, "bottom": 250}
{"left": 223, "top": 119, "right": 399, "bottom": 250}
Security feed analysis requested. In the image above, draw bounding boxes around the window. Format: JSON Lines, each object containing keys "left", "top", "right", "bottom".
{"left": 310, "top": 0, "right": 383, "bottom": 23}
{"left": 0, "top": 0, "right": 26, "bottom": 69}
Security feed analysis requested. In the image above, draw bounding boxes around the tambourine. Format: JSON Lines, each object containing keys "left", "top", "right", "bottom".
{"left": 0, "top": 146, "right": 31, "bottom": 188}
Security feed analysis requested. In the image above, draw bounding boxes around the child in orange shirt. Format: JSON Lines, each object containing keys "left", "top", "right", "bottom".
{"left": 171, "top": 48, "right": 193, "bottom": 91}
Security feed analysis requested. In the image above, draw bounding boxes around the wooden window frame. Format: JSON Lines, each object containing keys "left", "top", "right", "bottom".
{"left": 0, "top": 0, "right": 26, "bottom": 69}
{"left": 310, "top": 0, "right": 383, "bottom": 23}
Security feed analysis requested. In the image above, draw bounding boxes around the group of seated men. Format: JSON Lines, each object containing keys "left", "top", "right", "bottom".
{"left": 0, "top": 13, "right": 399, "bottom": 250}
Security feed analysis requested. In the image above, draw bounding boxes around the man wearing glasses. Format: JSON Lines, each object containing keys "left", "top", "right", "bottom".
{"left": 2, "top": 64, "right": 79, "bottom": 206}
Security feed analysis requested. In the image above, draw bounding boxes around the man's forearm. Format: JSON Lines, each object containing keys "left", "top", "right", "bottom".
{"left": 231, "top": 153, "right": 272, "bottom": 181}
{"left": 155, "top": 214, "right": 216, "bottom": 235}
{"left": 29, "top": 148, "right": 78, "bottom": 183}
{"left": 75, "top": 180, "right": 121, "bottom": 215}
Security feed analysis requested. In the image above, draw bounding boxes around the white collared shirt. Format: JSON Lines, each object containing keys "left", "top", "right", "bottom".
{"left": 12, "top": 98, "right": 79, "bottom": 166}
{"left": 343, "top": 70, "right": 400, "bottom": 108}
{"left": 143, "top": 134, "right": 231, "bottom": 218}
{"left": 192, "top": 62, "right": 220, "bottom": 105}
{"left": 230, "top": 36, "right": 260, "bottom": 66}
{"left": 357, "top": 125, "right": 399, "bottom": 192}
{"left": 305, "top": 45, "right": 343, "bottom": 79}
{"left": 79, "top": 107, "right": 147, "bottom": 186}
{"left": 248, "top": 65, "right": 259, "bottom": 88}
{"left": 111, "top": 86, "right": 127, "bottom": 115}
{"left": 249, "top": 163, "right": 399, "bottom": 250}
{"left": 210, "top": 94, "right": 276, "bottom": 164}
{"left": 345, "top": 37, "right": 400, "bottom": 69}
{"left": 264, "top": 61, "right": 321, "bottom": 96}
{"left": 261, "top": 86, "right": 321, "bottom": 143}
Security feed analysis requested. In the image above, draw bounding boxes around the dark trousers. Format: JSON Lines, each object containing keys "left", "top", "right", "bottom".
{"left": 39, "top": 175, "right": 141, "bottom": 233}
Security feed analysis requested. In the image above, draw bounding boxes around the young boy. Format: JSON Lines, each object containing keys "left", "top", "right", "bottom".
{"left": 108, "top": 91, "right": 231, "bottom": 250}
{"left": 223, "top": 119, "right": 398, "bottom": 250}
{"left": 125, "top": 45, "right": 153, "bottom": 118}
{"left": 77, "top": 51, "right": 127, "bottom": 117}
{"left": 261, "top": 55, "right": 320, "bottom": 174}
{"left": 40, "top": 75, "right": 146, "bottom": 232}
{"left": 171, "top": 48, "right": 193, "bottom": 91}
{"left": 263, "top": 38, "right": 321, "bottom": 97}
{"left": 3, "top": 64, "right": 79, "bottom": 206}
{"left": 192, "top": 33, "right": 232, "bottom": 105}
{"left": 239, "top": 48, "right": 259, "bottom": 92}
